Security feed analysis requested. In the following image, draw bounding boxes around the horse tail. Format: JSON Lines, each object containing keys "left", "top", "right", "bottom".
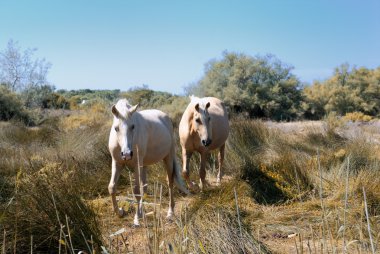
{"left": 173, "top": 159, "right": 190, "bottom": 195}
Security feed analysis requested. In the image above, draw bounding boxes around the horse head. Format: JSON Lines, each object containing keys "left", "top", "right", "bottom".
{"left": 192, "top": 97, "right": 212, "bottom": 147}
{"left": 111, "top": 99, "right": 139, "bottom": 160}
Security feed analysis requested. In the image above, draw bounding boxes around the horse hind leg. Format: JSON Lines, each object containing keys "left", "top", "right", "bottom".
{"left": 164, "top": 156, "right": 175, "bottom": 219}
{"left": 216, "top": 143, "right": 225, "bottom": 186}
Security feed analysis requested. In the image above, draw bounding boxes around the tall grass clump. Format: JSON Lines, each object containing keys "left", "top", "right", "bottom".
{"left": 183, "top": 181, "right": 269, "bottom": 253}
{"left": 1, "top": 163, "right": 102, "bottom": 253}
{"left": 56, "top": 121, "right": 113, "bottom": 196}
{"left": 185, "top": 205, "right": 265, "bottom": 253}
{"left": 0, "top": 105, "right": 114, "bottom": 252}
{"left": 227, "top": 120, "right": 314, "bottom": 204}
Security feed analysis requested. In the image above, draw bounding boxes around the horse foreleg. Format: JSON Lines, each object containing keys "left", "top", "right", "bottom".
{"left": 199, "top": 152, "right": 209, "bottom": 191}
{"left": 108, "top": 159, "right": 124, "bottom": 217}
{"left": 181, "top": 148, "right": 194, "bottom": 188}
{"left": 216, "top": 143, "right": 225, "bottom": 185}
{"left": 133, "top": 165, "right": 146, "bottom": 226}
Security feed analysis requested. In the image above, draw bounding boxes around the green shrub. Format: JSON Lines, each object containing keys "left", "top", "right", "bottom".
{"left": 0, "top": 85, "right": 34, "bottom": 125}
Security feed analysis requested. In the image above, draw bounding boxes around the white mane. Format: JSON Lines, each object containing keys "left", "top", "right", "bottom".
{"left": 114, "top": 98, "right": 132, "bottom": 118}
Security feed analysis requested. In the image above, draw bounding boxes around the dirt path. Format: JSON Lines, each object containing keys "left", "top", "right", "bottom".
{"left": 92, "top": 194, "right": 325, "bottom": 253}
{"left": 91, "top": 187, "right": 198, "bottom": 253}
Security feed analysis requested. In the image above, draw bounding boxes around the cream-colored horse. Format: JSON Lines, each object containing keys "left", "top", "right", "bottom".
{"left": 108, "top": 99, "right": 189, "bottom": 225}
{"left": 179, "top": 96, "right": 229, "bottom": 190}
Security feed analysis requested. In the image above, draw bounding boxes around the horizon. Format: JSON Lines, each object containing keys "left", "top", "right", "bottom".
{"left": 1, "top": 0, "right": 379, "bottom": 95}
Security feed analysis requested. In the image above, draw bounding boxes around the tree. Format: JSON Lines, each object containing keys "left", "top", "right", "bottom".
{"left": 303, "top": 65, "right": 380, "bottom": 118}
{"left": 22, "top": 84, "right": 56, "bottom": 108}
{"left": 0, "top": 40, "right": 51, "bottom": 92}
{"left": 188, "top": 52, "right": 304, "bottom": 120}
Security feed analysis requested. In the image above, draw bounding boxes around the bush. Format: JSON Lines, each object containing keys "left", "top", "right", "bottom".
{"left": 57, "top": 89, "right": 120, "bottom": 110}
{"left": 22, "top": 84, "right": 56, "bottom": 108}
{"left": 303, "top": 65, "right": 380, "bottom": 118}
{"left": 343, "top": 111, "right": 373, "bottom": 122}
{"left": 41, "top": 92, "right": 70, "bottom": 109}
{"left": 0, "top": 84, "right": 33, "bottom": 125}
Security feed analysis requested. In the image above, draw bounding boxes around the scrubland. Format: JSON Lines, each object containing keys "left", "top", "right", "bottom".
{"left": 1, "top": 105, "right": 380, "bottom": 253}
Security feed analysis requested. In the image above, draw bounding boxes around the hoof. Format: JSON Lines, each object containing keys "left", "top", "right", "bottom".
{"left": 132, "top": 223, "right": 141, "bottom": 228}
{"left": 166, "top": 210, "right": 174, "bottom": 219}
{"left": 165, "top": 214, "right": 175, "bottom": 224}
{"left": 188, "top": 181, "right": 200, "bottom": 193}
{"left": 199, "top": 180, "right": 210, "bottom": 192}
{"left": 117, "top": 208, "right": 125, "bottom": 218}
{"left": 133, "top": 217, "right": 140, "bottom": 227}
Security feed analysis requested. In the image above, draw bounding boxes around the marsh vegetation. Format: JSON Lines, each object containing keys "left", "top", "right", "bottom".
{"left": 1, "top": 106, "right": 380, "bottom": 253}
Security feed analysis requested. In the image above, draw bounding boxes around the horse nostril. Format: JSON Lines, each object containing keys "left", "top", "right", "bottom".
{"left": 120, "top": 152, "right": 124, "bottom": 156}
{"left": 202, "top": 140, "right": 206, "bottom": 145}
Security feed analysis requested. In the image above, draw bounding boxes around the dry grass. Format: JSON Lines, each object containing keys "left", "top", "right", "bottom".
{"left": 240, "top": 119, "right": 380, "bottom": 253}
{"left": 182, "top": 180, "right": 269, "bottom": 254}
{"left": 1, "top": 107, "right": 380, "bottom": 253}
{"left": 0, "top": 108, "right": 112, "bottom": 252}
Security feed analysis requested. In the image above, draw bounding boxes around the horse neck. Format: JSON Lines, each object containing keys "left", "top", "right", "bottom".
{"left": 185, "top": 106, "right": 197, "bottom": 136}
{"left": 132, "top": 111, "right": 144, "bottom": 129}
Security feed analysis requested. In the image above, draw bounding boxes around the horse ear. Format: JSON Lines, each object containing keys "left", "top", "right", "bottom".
{"left": 129, "top": 104, "right": 139, "bottom": 115}
{"left": 111, "top": 105, "right": 121, "bottom": 118}
{"left": 194, "top": 103, "right": 200, "bottom": 112}
{"left": 206, "top": 102, "right": 211, "bottom": 109}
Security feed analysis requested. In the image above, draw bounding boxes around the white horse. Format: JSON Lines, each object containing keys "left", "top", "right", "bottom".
{"left": 108, "top": 99, "right": 189, "bottom": 225}
{"left": 179, "top": 96, "right": 229, "bottom": 190}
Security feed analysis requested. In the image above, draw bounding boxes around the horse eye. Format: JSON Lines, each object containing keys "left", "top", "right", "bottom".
{"left": 114, "top": 126, "right": 119, "bottom": 132}
{"left": 131, "top": 124, "right": 135, "bottom": 130}
{"left": 196, "top": 118, "right": 202, "bottom": 124}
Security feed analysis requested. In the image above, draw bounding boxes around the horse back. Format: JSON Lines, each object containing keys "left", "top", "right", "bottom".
{"left": 138, "top": 110, "right": 174, "bottom": 164}
{"left": 207, "top": 97, "right": 229, "bottom": 149}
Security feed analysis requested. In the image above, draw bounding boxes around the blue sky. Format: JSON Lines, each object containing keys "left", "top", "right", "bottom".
{"left": 1, "top": 0, "right": 379, "bottom": 94}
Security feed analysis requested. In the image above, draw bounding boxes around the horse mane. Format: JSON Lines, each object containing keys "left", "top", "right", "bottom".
{"left": 187, "top": 95, "right": 209, "bottom": 134}
{"left": 114, "top": 98, "right": 133, "bottom": 118}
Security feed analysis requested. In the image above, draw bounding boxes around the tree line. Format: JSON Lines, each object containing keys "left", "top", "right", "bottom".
{"left": 187, "top": 52, "right": 380, "bottom": 121}
{"left": 1, "top": 41, "right": 379, "bottom": 124}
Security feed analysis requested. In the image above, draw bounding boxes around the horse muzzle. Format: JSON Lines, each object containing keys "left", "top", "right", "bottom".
{"left": 121, "top": 150, "right": 133, "bottom": 160}
{"left": 201, "top": 139, "right": 212, "bottom": 147}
